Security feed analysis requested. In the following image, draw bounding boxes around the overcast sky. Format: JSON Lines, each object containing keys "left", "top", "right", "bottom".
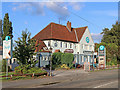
{"left": 1, "top": 2, "right": 118, "bottom": 43}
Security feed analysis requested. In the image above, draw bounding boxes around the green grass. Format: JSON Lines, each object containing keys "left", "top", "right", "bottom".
{"left": 0, "top": 70, "right": 47, "bottom": 82}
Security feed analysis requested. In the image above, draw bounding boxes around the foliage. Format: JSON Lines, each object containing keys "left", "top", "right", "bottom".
{"left": 0, "top": 20, "right": 2, "bottom": 45}
{"left": 52, "top": 52, "right": 62, "bottom": 69}
{"left": 14, "top": 29, "right": 38, "bottom": 68}
{"left": 61, "top": 53, "right": 74, "bottom": 68}
{"left": 1, "top": 59, "right": 12, "bottom": 72}
{"left": 100, "top": 21, "right": 120, "bottom": 64}
{"left": 52, "top": 52, "right": 74, "bottom": 69}
{"left": 2, "top": 13, "right": 13, "bottom": 40}
{"left": 15, "top": 66, "right": 46, "bottom": 75}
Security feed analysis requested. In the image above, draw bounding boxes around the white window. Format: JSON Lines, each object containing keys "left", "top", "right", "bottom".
{"left": 90, "top": 45, "right": 92, "bottom": 50}
{"left": 65, "top": 43, "right": 67, "bottom": 48}
{"left": 74, "top": 44, "right": 76, "bottom": 49}
{"left": 48, "top": 41, "right": 50, "bottom": 46}
{"left": 70, "top": 43, "right": 72, "bottom": 48}
{"left": 54, "top": 41, "right": 57, "bottom": 47}
{"left": 42, "top": 56, "right": 44, "bottom": 61}
{"left": 61, "top": 41, "right": 62, "bottom": 48}
{"left": 45, "top": 56, "right": 48, "bottom": 61}
{"left": 85, "top": 44, "right": 88, "bottom": 50}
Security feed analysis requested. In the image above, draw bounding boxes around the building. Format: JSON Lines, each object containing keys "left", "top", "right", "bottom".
{"left": 33, "top": 21, "right": 95, "bottom": 67}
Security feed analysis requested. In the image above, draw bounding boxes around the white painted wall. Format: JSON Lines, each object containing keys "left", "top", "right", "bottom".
{"left": 44, "top": 40, "right": 78, "bottom": 54}
{"left": 79, "top": 27, "right": 94, "bottom": 54}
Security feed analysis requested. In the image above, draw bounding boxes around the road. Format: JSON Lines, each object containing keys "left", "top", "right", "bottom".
{"left": 2, "top": 69, "right": 118, "bottom": 88}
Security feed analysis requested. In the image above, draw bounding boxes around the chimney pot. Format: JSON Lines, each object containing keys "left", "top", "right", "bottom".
{"left": 67, "top": 21, "right": 71, "bottom": 31}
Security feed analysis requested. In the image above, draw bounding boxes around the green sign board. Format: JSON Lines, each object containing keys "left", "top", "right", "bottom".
{"left": 86, "top": 37, "right": 89, "bottom": 43}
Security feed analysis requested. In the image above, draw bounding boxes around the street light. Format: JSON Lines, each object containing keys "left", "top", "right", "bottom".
{"left": 49, "top": 47, "right": 52, "bottom": 76}
{"left": 91, "top": 51, "right": 94, "bottom": 71}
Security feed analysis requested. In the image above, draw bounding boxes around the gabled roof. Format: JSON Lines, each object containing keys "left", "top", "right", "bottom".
{"left": 33, "top": 22, "right": 87, "bottom": 52}
{"left": 33, "top": 22, "right": 87, "bottom": 43}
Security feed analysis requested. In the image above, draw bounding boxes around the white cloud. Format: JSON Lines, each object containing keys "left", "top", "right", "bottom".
{"left": 11, "top": 2, "right": 85, "bottom": 20}
{"left": 68, "top": 2, "right": 84, "bottom": 11}
{"left": 91, "top": 33, "right": 103, "bottom": 43}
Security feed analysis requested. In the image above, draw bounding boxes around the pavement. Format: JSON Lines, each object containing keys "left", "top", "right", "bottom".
{"left": 2, "top": 69, "right": 119, "bottom": 88}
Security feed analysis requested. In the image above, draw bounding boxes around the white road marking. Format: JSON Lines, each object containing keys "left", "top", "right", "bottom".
{"left": 94, "top": 81, "right": 118, "bottom": 88}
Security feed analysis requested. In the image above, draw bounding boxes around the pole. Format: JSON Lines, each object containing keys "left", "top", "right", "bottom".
{"left": 50, "top": 52, "right": 52, "bottom": 76}
{"left": 6, "top": 59, "right": 8, "bottom": 79}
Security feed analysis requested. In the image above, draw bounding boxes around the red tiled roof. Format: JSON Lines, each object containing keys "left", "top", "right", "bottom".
{"left": 33, "top": 22, "right": 87, "bottom": 42}
{"left": 33, "top": 22, "right": 87, "bottom": 52}
{"left": 35, "top": 40, "right": 47, "bottom": 52}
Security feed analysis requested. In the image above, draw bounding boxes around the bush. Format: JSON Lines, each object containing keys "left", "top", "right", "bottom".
{"left": 1, "top": 59, "right": 12, "bottom": 72}
{"left": 61, "top": 53, "right": 74, "bottom": 68}
{"left": 15, "top": 65, "right": 47, "bottom": 75}
{"left": 51, "top": 52, "right": 74, "bottom": 69}
{"left": 52, "top": 52, "right": 62, "bottom": 69}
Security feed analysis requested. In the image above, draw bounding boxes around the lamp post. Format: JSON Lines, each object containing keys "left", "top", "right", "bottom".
{"left": 49, "top": 47, "right": 52, "bottom": 76}
{"left": 91, "top": 51, "right": 94, "bottom": 71}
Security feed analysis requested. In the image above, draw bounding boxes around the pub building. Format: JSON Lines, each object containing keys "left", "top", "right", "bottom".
{"left": 33, "top": 21, "right": 95, "bottom": 67}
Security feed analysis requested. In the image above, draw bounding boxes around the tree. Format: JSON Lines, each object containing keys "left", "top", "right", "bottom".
{"left": 14, "top": 29, "right": 37, "bottom": 68}
{"left": 101, "top": 21, "right": 120, "bottom": 63}
{"left": 3, "top": 13, "right": 13, "bottom": 40}
{"left": 0, "top": 20, "right": 2, "bottom": 46}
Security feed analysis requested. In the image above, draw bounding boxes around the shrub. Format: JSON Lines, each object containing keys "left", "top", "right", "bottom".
{"left": 52, "top": 52, "right": 62, "bottom": 69}
{"left": 1, "top": 59, "right": 12, "bottom": 72}
{"left": 61, "top": 53, "right": 74, "bottom": 68}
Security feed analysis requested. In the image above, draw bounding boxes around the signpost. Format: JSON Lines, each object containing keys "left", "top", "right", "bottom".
{"left": 3, "top": 36, "right": 12, "bottom": 79}
{"left": 84, "top": 62, "right": 90, "bottom": 71}
{"left": 98, "top": 45, "right": 106, "bottom": 69}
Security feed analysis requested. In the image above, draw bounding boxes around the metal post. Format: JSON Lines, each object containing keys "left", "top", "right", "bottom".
{"left": 50, "top": 52, "right": 52, "bottom": 76}
{"left": 6, "top": 59, "right": 8, "bottom": 79}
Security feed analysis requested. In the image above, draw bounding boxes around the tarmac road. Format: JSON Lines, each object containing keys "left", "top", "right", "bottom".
{"left": 2, "top": 69, "right": 118, "bottom": 88}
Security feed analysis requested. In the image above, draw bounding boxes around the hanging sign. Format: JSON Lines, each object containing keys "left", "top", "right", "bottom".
{"left": 3, "top": 36, "right": 12, "bottom": 59}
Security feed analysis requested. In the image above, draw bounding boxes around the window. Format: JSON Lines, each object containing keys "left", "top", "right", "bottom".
{"left": 66, "top": 43, "right": 67, "bottom": 48}
{"left": 70, "top": 43, "right": 72, "bottom": 48}
{"left": 45, "top": 56, "right": 48, "bottom": 61}
{"left": 42, "top": 56, "right": 44, "bottom": 61}
{"left": 85, "top": 45, "right": 88, "bottom": 50}
{"left": 61, "top": 42, "right": 62, "bottom": 47}
{"left": 81, "top": 44, "right": 83, "bottom": 49}
{"left": 74, "top": 44, "right": 76, "bottom": 48}
{"left": 54, "top": 41, "right": 57, "bottom": 47}
{"left": 90, "top": 45, "right": 92, "bottom": 50}
{"left": 13, "top": 59, "right": 16, "bottom": 63}
{"left": 48, "top": 41, "right": 50, "bottom": 46}
{"left": 10, "top": 59, "right": 12, "bottom": 64}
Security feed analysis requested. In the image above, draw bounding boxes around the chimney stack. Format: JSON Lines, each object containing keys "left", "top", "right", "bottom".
{"left": 67, "top": 21, "right": 71, "bottom": 31}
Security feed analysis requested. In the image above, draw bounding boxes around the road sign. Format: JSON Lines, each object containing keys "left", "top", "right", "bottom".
{"left": 3, "top": 39, "right": 12, "bottom": 59}
{"left": 98, "top": 45, "right": 106, "bottom": 69}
